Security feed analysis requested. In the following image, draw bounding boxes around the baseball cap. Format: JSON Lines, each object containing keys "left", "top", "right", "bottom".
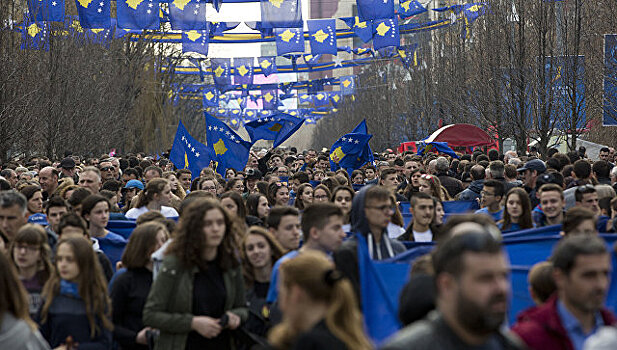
{"left": 124, "top": 179, "right": 144, "bottom": 190}
{"left": 517, "top": 159, "right": 546, "bottom": 174}
{"left": 60, "top": 157, "right": 76, "bottom": 169}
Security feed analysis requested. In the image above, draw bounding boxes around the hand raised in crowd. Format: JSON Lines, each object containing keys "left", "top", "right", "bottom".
{"left": 191, "top": 316, "right": 222, "bottom": 338}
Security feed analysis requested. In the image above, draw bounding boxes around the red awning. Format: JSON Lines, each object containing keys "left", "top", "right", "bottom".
{"left": 423, "top": 124, "right": 493, "bottom": 147}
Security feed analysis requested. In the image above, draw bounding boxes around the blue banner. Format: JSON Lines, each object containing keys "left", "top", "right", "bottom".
{"left": 604, "top": 34, "right": 617, "bottom": 126}
{"left": 543, "top": 56, "right": 586, "bottom": 131}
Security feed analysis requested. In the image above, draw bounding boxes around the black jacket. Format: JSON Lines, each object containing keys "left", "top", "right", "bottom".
{"left": 436, "top": 173, "right": 463, "bottom": 198}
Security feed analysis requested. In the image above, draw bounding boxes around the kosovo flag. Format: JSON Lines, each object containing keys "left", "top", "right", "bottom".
{"left": 417, "top": 141, "right": 459, "bottom": 158}
{"left": 21, "top": 14, "right": 49, "bottom": 50}
{"left": 261, "top": 89, "right": 279, "bottom": 110}
{"left": 182, "top": 29, "right": 209, "bottom": 55}
{"left": 211, "top": 58, "right": 231, "bottom": 88}
{"left": 298, "top": 93, "right": 313, "bottom": 104}
{"left": 257, "top": 56, "right": 277, "bottom": 77}
{"left": 169, "top": 0, "right": 207, "bottom": 30}
{"left": 313, "top": 92, "right": 330, "bottom": 107}
{"left": 397, "top": 0, "right": 426, "bottom": 19}
{"left": 329, "top": 133, "right": 373, "bottom": 173}
{"left": 260, "top": 110, "right": 274, "bottom": 118}
{"left": 307, "top": 19, "right": 337, "bottom": 55}
{"left": 244, "top": 109, "right": 259, "bottom": 121}
{"left": 275, "top": 28, "right": 305, "bottom": 56}
{"left": 209, "top": 21, "right": 240, "bottom": 35}
{"left": 372, "top": 17, "right": 400, "bottom": 50}
{"left": 328, "top": 92, "right": 342, "bottom": 107}
{"left": 85, "top": 27, "right": 112, "bottom": 45}
{"left": 245, "top": 21, "right": 274, "bottom": 37}
{"left": 244, "top": 113, "right": 305, "bottom": 147}
{"left": 461, "top": 3, "right": 487, "bottom": 39}
{"left": 357, "top": 0, "right": 394, "bottom": 21}
{"left": 117, "top": 0, "right": 160, "bottom": 29}
{"left": 169, "top": 121, "right": 212, "bottom": 178}
{"left": 303, "top": 54, "right": 322, "bottom": 68}
{"left": 233, "top": 57, "right": 254, "bottom": 85}
{"left": 260, "top": 0, "right": 302, "bottom": 28}
{"left": 75, "top": 0, "right": 111, "bottom": 28}
{"left": 398, "top": 43, "right": 418, "bottom": 69}
{"left": 204, "top": 112, "right": 252, "bottom": 175}
{"left": 352, "top": 119, "right": 375, "bottom": 166}
{"left": 28, "top": 0, "right": 64, "bottom": 22}
{"left": 339, "top": 76, "right": 355, "bottom": 95}
{"left": 202, "top": 87, "right": 218, "bottom": 107}
{"left": 341, "top": 16, "right": 373, "bottom": 43}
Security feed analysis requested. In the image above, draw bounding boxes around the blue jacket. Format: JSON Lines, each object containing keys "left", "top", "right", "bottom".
{"left": 457, "top": 180, "right": 484, "bottom": 201}
{"left": 39, "top": 293, "right": 112, "bottom": 350}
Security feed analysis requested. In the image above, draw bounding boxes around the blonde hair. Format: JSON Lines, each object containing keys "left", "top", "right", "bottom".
{"left": 268, "top": 251, "right": 372, "bottom": 350}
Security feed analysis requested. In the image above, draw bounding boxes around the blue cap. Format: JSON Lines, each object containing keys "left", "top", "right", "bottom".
{"left": 28, "top": 213, "right": 48, "bottom": 226}
{"left": 124, "top": 179, "right": 144, "bottom": 190}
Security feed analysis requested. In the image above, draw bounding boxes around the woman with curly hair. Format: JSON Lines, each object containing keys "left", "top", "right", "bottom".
{"left": 143, "top": 199, "right": 248, "bottom": 350}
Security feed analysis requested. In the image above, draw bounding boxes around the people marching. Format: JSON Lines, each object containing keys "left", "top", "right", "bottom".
{"left": 0, "top": 145, "right": 616, "bottom": 350}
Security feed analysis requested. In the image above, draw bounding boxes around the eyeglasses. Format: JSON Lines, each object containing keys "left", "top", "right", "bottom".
{"left": 202, "top": 186, "right": 217, "bottom": 191}
{"left": 481, "top": 191, "right": 495, "bottom": 197}
{"left": 575, "top": 184, "right": 595, "bottom": 194}
{"left": 14, "top": 244, "right": 39, "bottom": 253}
{"left": 366, "top": 204, "right": 396, "bottom": 213}
{"left": 314, "top": 194, "right": 329, "bottom": 200}
{"left": 100, "top": 166, "right": 114, "bottom": 172}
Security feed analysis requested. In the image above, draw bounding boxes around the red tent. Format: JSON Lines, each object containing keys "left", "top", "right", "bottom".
{"left": 423, "top": 124, "right": 493, "bottom": 147}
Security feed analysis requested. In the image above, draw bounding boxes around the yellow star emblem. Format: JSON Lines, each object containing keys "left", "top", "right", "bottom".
{"left": 279, "top": 29, "right": 295, "bottom": 43}
{"left": 376, "top": 22, "right": 390, "bottom": 36}
{"left": 269, "top": 123, "right": 282, "bottom": 132}
{"left": 205, "top": 91, "right": 215, "bottom": 100}
{"left": 173, "top": 0, "right": 191, "bottom": 10}
{"left": 330, "top": 146, "right": 346, "bottom": 164}
{"left": 213, "top": 139, "right": 227, "bottom": 155}
{"left": 312, "top": 29, "right": 329, "bottom": 43}
{"left": 186, "top": 30, "right": 201, "bottom": 41}
{"left": 126, "top": 0, "right": 144, "bottom": 10}
{"left": 264, "top": 92, "right": 274, "bottom": 102}
{"left": 237, "top": 65, "right": 249, "bottom": 76}
{"left": 260, "top": 59, "right": 272, "bottom": 69}
{"left": 269, "top": 0, "right": 284, "bottom": 8}
{"left": 214, "top": 65, "right": 225, "bottom": 77}
{"left": 27, "top": 23, "right": 41, "bottom": 38}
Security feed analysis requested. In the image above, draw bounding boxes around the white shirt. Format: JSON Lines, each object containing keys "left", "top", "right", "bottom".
{"left": 412, "top": 229, "right": 433, "bottom": 242}
{"left": 125, "top": 206, "right": 179, "bottom": 219}
{"left": 387, "top": 223, "right": 406, "bottom": 239}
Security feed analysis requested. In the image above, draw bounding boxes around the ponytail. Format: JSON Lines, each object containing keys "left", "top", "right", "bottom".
{"left": 325, "top": 278, "right": 372, "bottom": 350}
{"left": 136, "top": 178, "right": 168, "bottom": 208}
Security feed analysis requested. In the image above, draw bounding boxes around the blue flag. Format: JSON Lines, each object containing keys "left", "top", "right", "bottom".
{"left": 182, "top": 29, "right": 209, "bottom": 55}
{"left": 298, "top": 93, "right": 313, "bottom": 104}
{"left": 211, "top": 58, "right": 231, "bottom": 88}
{"left": 117, "top": 0, "right": 160, "bottom": 29}
{"left": 307, "top": 19, "right": 337, "bottom": 55}
{"left": 397, "top": 0, "right": 426, "bottom": 19}
{"left": 372, "top": 17, "right": 400, "bottom": 50}
{"left": 244, "top": 109, "right": 259, "bottom": 121}
{"left": 352, "top": 119, "right": 375, "bottom": 167}
{"left": 398, "top": 43, "right": 419, "bottom": 69}
{"left": 461, "top": 3, "right": 487, "bottom": 39}
{"left": 260, "top": 0, "right": 302, "bottom": 28}
{"left": 209, "top": 21, "right": 240, "bottom": 35}
{"left": 417, "top": 141, "right": 459, "bottom": 158}
{"left": 313, "top": 92, "right": 330, "bottom": 107}
{"left": 341, "top": 16, "right": 373, "bottom": 43}
{"left": 244, "top": 113, "right": 305, "bottom": 147}
{"left": 28, "top": 0, "right": 64, "bottom": 22}
{"left": 75, "top": 0, "right": 111, "bottom": 28}
{"left": 302, "top": 54, "right": 322, "bottom": 68}
{"left": 203, "top": 87, "right": 218, "bottom": 107}
{"left": 233, "top": 57, "right": 254, "bottom": 85}
{"left": 85, "top": 27, "right": 112, "bottom": 45}
{"left": 204, "top": 112, "right": 252, "bottom": 175}
{"left": 340, "top": 75, "right": 355, "bottom": 95}
{"left": 169, "top": 0, "right": 207, "bottom": 30}
{"left": 257, "top": 56, "right": 277, "bottom": 77}
{"left": 328, "top": 92, "right": 342, "bottom": 107}
{"left": 261, "top": 89, "right": 280, "bottom": 110}
{"left": 169, "top": 121, "right": 212, "bottom": 178}
{"left": 329, "top": 132, "right": 373, "bottom": 173}
{"left": 357, "top": 0, "right": 394, "bottom": 21}
{"left": 275, "top": 28, "right": 305, "bottom": 56}
{"left": 21, "top": 15, "right": 49, "bottom": 50}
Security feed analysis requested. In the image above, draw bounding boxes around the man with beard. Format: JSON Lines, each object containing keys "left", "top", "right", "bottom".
{"left": 512, "top": 235, "right": 615, "bottom": 350}
{"left": 381, "top": 230, "right": 523, "bottom": 350}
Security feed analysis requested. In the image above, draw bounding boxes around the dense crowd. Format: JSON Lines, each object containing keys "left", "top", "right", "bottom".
{"left": 0, "top": 144, "right": 616, "bottom": 350}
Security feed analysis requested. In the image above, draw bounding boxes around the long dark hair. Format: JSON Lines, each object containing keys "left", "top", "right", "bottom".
{"left": 294, "top": 183, "right": 313, "bottom": 210}
{"left": 500, "top": 188, "right": 533, "bottom": 231}
{"left": 41, "top": 237, "right": 113, "bottom": 338}
{"left": 166, "top": 198, "right": 240, "bottom": 271}
{"left": 135, "top": 178, "right": 169, "bottom": 208}
{"left": 9, "top": 224, "right": 54, "bottom": 286}
{"left": 0, "top": 251, "right": 36, "bottom": 330}
{"left": 240, "top": 226, "right": 284, "bottom": 288}
{"left": 246, "top": 193, "right": 268, "bottom": 218}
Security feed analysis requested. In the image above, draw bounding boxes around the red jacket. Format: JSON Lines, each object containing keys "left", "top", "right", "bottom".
{"left": 511, "top": 295, "right": 617, "bottom": 350}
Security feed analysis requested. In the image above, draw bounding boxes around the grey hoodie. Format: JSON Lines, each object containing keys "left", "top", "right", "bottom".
{"left": 0, "top": 313, "right": 50, "bottom": 350}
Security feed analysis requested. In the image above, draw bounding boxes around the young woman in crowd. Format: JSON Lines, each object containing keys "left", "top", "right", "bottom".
{"left": 225, "top": 168, "right": 237, "bottom": 180}
{"left": 0, "top": 252, "right": 50, "bottom": 349}
{"left": 313, "top": 185, "right": 331, "bottom": 203}
{"left": 268, "top": 251, "right": 372, "bottom": 350}
{"left": 163, "top": 171, "right": 186, "bottom": 202}
{"left": 39, "top": 237, "right": 114, "bottom": 349}
{"left": 81, "top": 194, "right": 127, "bottom": 269}
{"left": 293, "top": 183, "right": 313, "bottom": 211}
{"left": 418, "top": 174, "right": 450, "bottom": 202}
{"left": 143, "top": 199, "right": 248, "bottom": 350}
{"left": 498, "top": 188, "right": 534, "bottom": 232}
{"left": 21, "top": 185, "right": 44, "bottom": 216}
{"left": 268, "top": 182, "right": 290, "bottom": 207}
{"left": 246, "top": 193, "right": 270, "bottom": 225}
{"left": 331, "top": 186, "right": 354, "bottom": 232}
{"left": 126, "top": 178, "right": 179, "bottom": 219}
{"left": 111, "top": 221, "right": 168, "bottom": 350}
{"left": 224, "top": 177, "right": 246, "bottom": 194}
{"left": 434, "top": 198, "right": 445, "bottom": 226}
{"left": 198, "top": 177, "right": 218, "bottom": 195}
{"left": 9, "top": 225, "right": 54, "bottom": 319}
{"left": 220, "top": 191, "right": 256, "bottom": 240}
{"left": 351, "top": 170, "right": 365, "bottom": 186}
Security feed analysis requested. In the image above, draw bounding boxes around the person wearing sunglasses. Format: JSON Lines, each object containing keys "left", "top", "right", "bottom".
{"left": 98, "top": 160, "right": 116, "bottom": 182}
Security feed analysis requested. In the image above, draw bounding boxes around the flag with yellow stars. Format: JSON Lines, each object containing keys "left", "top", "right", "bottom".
{"left": 357, "top": 0, "right": 393, "bottom": 21}
{"left": 169, "top": 0, "right": 207, "bottom": 30}
{"left": 307, "top": 19, "right": 337, "bottom": 55}
{"left": 341, "top": 16, "right": 373, "bottom": 43}
{"left": 274, "top": 28, "right": 305, "bottom": 56}
{"left": 257, "top": 57, "right": 277, "bottom": 77}
{"left": 21, "top": 13, "right": 49, "bottom": 50}
{"left": 260, "top": 0, "right": 302, "bottom": 28}
{"left": 27, "top": 0, "right": 64, "bottom": 22}
{"left": 117, "top": 0, "right": 160, "bottom": 29}
{"left": 233, "top": 57, "right": 254, "bottom": 85}
{"left": 182, "top": 28, "right": 209, "bottom": 55}
{"left": 339, "top": 76, "right": 355, "bottom": 95}
{"left": 169, "top": 121, "right": 212, "bottom": 178}
{"left": 397, "top": 0, "right": 426, "bottom": 19}
{"left": 372, "top": 17, "right": 400, "bottom": 50}
{"left": 261, "top": 89, "right": 281, "bottom": 110}
{"left": 75, "top": 0, "right": 110, "bottom": 28}
{"left": 244, "top": 112, "right": 305, "bottom": 147}
{"left": 210, "top": 58, "right": 231, "bottom": 88}
{"left": 204, "top": 112, "right": 252, "bottom": 176}
{"left": 202, "top": 87, "right": 218, "bottom": 108}
{"left": 329, "top": 132, "right": 373, "bottom": 173}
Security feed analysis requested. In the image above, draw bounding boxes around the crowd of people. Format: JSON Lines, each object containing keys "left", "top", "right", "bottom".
{"left": 0, "top": 144, "right": 616, "bottom": 350}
